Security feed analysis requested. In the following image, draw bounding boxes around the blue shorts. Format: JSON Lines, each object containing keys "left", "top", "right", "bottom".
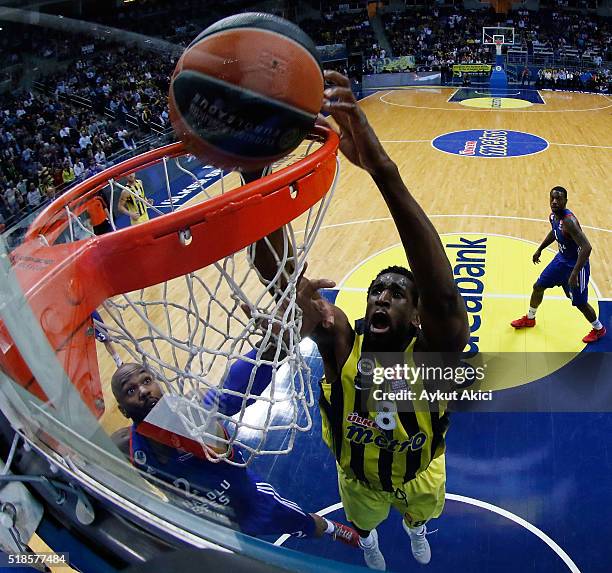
{"left": 91, "top": 310, "right": 109, "bottom": 342}
{"left": 535, "top": 255, "right": 590, "bottom": 307}
{"left": 239, "top": 475, "right": 316, "bottom": 538}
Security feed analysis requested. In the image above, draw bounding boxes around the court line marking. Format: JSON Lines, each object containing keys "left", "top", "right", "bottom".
{"left": 468, "top": 89, "right": 547, "bottom": 105}
{"left": 446, "top": 88, "right": 549, "bottom": 106}
{"left": 363, "top": 85, "right": 446, "bottom": 92}
{"left": 336, "top": 231, "right": 604, "bottom": 301}
{"left": 273, "top": 496, "right": 581, "bottom": 572}
{"left": 327, "top": 287, "right": 611, "bottom": 302}
{"left": 538, "top": 89, "right": 547, "bottom": 105}
{"left": 380, "top": 139, "right": 431, "bottom": 143}
{"left": 358, "top": 89, "right": 387, "bottom": 102}
{"left": 379, "top": 90, "right": 612, "bottom": 113}
{"left": 315, "top": 214, "right": 611, "bottom": 235}
{"left": 475, "top": 90, "right": 522, "bottom": 96}
{"left": 379, "top": 139, "right": 612, "bottom": 150}
{"left": 548, "top": 142, "right": 612, "bottom": 149}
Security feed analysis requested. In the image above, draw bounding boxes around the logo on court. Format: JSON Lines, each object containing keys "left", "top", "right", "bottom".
{"left": 334, "top": 234, "right": 599, "bottom": 391}
{"left": 432, "top": 130, "right": 548, "bottom": 158}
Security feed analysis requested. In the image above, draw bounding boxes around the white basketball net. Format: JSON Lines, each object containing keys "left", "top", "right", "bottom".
{"left": 66, "top": 144, "right": 338, "bottom": 466}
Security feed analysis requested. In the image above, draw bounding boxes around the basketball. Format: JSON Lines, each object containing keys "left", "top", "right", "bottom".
{"left": 168, "top": 13, "right": 324, "bottom": 171}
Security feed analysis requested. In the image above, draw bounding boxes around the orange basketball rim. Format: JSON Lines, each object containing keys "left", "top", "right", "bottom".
{"left": 0, "top": 126, "right": 338, "bottom": 418}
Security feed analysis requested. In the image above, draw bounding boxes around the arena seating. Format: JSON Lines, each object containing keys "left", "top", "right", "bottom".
{"left": 0, "top": 1, "right": 609, "bottom": 230}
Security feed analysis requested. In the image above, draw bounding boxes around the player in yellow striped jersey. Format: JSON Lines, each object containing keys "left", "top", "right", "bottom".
{"left": 118, "top": 173, "right": 151, "bottom": 225}
{"left": 310, "top": 71, "right": 469, "bottom": 570}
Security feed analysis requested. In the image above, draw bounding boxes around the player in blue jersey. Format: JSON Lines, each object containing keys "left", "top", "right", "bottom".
{"left": 109, "top": 273, "right": 359, "bottom": 546}
{"left": 110, "top": 358, "right": 358, "bottom": 545}
{"left": 511, "top": 186, "right": 606, "bottom": 343}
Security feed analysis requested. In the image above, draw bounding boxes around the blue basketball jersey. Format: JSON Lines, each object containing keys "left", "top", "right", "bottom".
{"left": 129, "top": 427, "right": 315, "bottom": 537}
{"left": 550, "top": 209, "right": 580, "bottom": 264}
{"left": 130, "top": 426, "right": 256, "bottom": 520}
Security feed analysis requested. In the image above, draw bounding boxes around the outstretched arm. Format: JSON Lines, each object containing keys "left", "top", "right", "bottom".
{"left": 241, "top": 170, "right": 295, "bottom": 289}
{"left": 322, "top": 71, "right": 468, "bottom": 352}
{"left": 244, "top": 168, "right": 350, "bottom": 371}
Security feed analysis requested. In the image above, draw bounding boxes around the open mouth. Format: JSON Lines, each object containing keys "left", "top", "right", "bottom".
{"left": 146, "top": 397, "right": 159, "bottom": 410}
{"left": 370, "top": 311, "right": 391, "bottom": 334}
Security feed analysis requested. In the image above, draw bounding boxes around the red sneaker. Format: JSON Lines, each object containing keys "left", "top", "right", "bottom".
{"left": 330, "top": 521, "right": 360, "bottom": 547}
{"left": 582, "top": 326, "right": 607, "bottom": 343}
{"left": 511, "top": 315, "right": 536, "bottom": 328}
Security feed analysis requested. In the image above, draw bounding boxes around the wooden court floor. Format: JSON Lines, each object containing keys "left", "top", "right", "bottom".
{"left": 307, "top": 87, "right": 611, "bottom": 297}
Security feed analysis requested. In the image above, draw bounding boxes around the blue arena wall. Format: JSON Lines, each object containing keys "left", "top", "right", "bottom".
{"left": 363, "top": 71, "right": 441, "bottom": 90}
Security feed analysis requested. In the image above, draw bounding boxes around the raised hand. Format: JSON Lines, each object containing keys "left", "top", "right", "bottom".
{"left": 320, "top": 70, "right": 393, "bottom": 176}
{"left": 296, "top": 275, "right": 336, "bottom": 337}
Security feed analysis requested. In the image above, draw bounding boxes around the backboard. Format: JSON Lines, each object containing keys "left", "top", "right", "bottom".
{"left": 483, "top": 26, "right": 515, "bottom": 46}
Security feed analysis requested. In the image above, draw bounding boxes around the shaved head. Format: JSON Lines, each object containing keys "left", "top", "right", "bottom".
{"left": 111, "top": 363, "right": 143, "bottom": 401}
{"left": 111, "top": 363, "right": 162, "bottom": 423}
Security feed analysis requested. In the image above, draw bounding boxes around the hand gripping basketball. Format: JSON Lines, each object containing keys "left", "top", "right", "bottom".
{"left": 320, "top": 70, "right": 394, "bottom": 176}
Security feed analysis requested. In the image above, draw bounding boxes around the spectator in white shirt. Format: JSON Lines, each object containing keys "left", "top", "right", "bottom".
{"left": 94, "top": 147, "right": 107, "bottom": 167}
{"left": 16, "top": 180, "right": 27, "bottom": 197}
{"left": 73, "top": 159, "right": 85, "bottom": 179}
{"left": 27, "top": 185, "right": 43, "bottom": 209}
{"left": 79, "top": 132, "right": 92, "bottom": 150}
{"left": 4, "top": 187, "right": 19, "bottom": 214}
{"left": 117, "top": 129, "right": 135, "bottom": 150}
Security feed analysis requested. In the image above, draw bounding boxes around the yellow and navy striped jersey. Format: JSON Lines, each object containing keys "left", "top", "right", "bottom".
{"left": 125, "top": 179, "right": 149, "bottom": 225}
{"left": 319, "top": 320, "right": 449, "bottom": 492}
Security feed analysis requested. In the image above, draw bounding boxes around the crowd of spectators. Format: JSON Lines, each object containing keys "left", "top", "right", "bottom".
{"left": 0, "top": 1, "right": 609, "bottom": 231}
{"left": 43, "top": 41, "right": 179, "bottom": 135}
{"left": 0, "top": 20, "right": 200, "bottom": 227}
{"left": 535, "top": 67, "right": 610, "bottom": 90}
{"left": 0, "top": 86, "right": 141, "bottom": 227}
{"left": 0, "top": 1, "right": 221, "bottom": 229}
{"left": 383, "top": 6, "right": 494, "bottom": 69}
{"left": 511, "top": 7, "right": 609, "bottom": 58}
{"left": 382, "top": 5, "right": 609, "bottom": 70}
{"left": 301, "top": 10, "right": 379, "bottom": 61}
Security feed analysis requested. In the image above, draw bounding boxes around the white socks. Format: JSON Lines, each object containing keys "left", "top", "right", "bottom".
{"left": 591, "top": 319, "right": 603, "bottom": 330}
{"left": 359, "top": 532, "right": 376, "bottom": 548}
{"left": 112, "top": 354, "right": 123, "bottom": 368}
{"left": 324, "top": 518, "right": 334, "bottom": 535}
{"left": 527, "top": 307, "right": 537, "bottom": 319}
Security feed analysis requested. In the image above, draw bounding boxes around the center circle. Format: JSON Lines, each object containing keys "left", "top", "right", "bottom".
{"left": 432, "top": 129, "right": 548, "bottom": 157}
